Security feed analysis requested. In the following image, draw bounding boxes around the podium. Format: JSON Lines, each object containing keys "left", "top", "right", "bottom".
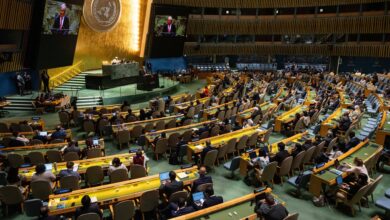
{"left": 137, "top": 74, "right": 160, "bottom": 91}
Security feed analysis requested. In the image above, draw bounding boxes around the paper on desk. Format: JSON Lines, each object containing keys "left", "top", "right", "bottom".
{"left": 177, "top": 172, "right": 188, "bottom": 179}
{"left": 91, "top": 196, "right": 98, "bottom": 203}
{"left": 61, "top": 145, "right": 67, "bottom": 152}
{"left": 73, "top": 164, "right": 79, "bottom": 172}
{"left": 195, "top": 145, "right": 204, "bottom": 150}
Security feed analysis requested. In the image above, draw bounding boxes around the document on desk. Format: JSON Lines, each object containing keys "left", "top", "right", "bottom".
{"left": 195, "top": 145, "right": 204, "bottom": 150}
{"left": 177, "top": 172, "right": 188, "bottom": 179}
{"left": 91, "top": 196, "right": 98, "bottom": 203}
{"left": 73, "top": 164, "right": 79, "bottom": 172}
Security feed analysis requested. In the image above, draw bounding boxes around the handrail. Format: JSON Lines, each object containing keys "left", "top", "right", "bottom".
{"left": 50, "top": 61, "right": 84, "bottom": 88}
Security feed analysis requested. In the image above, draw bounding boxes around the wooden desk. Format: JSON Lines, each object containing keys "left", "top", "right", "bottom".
{"left": 0, "top": 119, "right": 46, "bottom": 132}
{"left": 187, "top": 126, "right": 267, "bottom": 162}
{"left": 19, "top": 153, "right": 135, "bottom": 182}
{"left": 170, "top": 188, "right": 285, "bottom": 220}
{"left": 173, "top": 97, "right": 210, "bottom": 113}
{"left": 145, "top": 120, "right": 217, "bottom": 143}
{"left": 2, "top": 139, "right": 105, "bottom": 156}
{"left": 0, "top": 129, "right": 72, "bottom": 140}
{"left": 236, "top": 102, "right": 276, "bottom": 124}
{"left": 202, "top": 100, "right": 236, "bottom": 119}
{"left": 375, "top": 111, "right": 389, "bottom": 146}
{"left": 273, "top": 87, "right": 288, "bottom": 104}
{"left": 112, "top": 114, "right": 184, "bottom": 134}
{"left": 309, "top": 140, "right": 382, "bottom": 197}
{"left": 239, "top": 132, "right": 310, "bottom": 176}
{"left": 304, "top": 87, "right": 317, "bottom": 106}
{"left": 48, "top": 166, "right": 199, "bottom": 216}
{"left": 319, "top": 107, "right": 349, "bottom": 137}
{"left": 274, "top": 105, "right": 308, "bottom": 132}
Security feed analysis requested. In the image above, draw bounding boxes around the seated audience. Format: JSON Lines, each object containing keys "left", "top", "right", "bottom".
{"left": 108, "top": 157, "right": 128, "bottom": 175}
{"left": 159, "top": 171, "right": 183, "bottom": 198}
{"left": 201, "top": 140, "right": 216, "bottom": 165}
{"left": 31, "top": 164, "right": 56, "bottom": 188}
{"left": 255, "top": 194, "right": 289, "bottom": 220}
{"left": 336, "top": 173, "right": 368, "bottom": 200}
{"left": 346, "top": 157, "right": 368, "bottom": 177}
{"left": 63, "top": 140, "right": 81, "bottom": 156}
{"left": 132, "top": 149, "right": 145, "bottom": 167}
{"left": 6, "top": 167, "right": 26, "bottom": 195}
{"left": 345, "top": 131, "right": 360, "bottom": 150}
{"left": 9, "top": 132, "right": 29, "bottom": 147}
{"left": 32, "top": 130, "right": 48, "bottom": 144}
{"left": 58, "top": 161, "right": 81, "bottom": 180}
{"left": 271, "top": 143, "right": 289, "bottom": 165}
{"left": 191, "top": 166, "right": 213, "bottom": 192}
{"left": 170, "top": 198, "right": 195, "bottom": 217}
{"left": 202, "top": 186, "right": 223, "bottom": 209}
{"left": 51, "top": 126, "right": 67, "bottom": 140}
{"left": 74, "top": 195, "right": 103, "bottom": 219}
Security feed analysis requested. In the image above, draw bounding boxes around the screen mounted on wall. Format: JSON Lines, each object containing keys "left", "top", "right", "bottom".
{"left": 154, "top": 15, "right": 187, "bottom": 37}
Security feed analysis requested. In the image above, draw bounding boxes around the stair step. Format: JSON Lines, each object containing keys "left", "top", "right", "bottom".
{"left": 3, "top": 107, "right": 34, "bottom": 111}
{"left": 69, "top": 78, "right": 85, "bottom": 82}
{"left": 77, "top": 96, "right": 102, "bottom": 100}
{"left": 63, "top": 82, "right": 85, "bottom": 86}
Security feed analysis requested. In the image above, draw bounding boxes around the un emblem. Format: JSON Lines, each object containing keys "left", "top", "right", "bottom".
{"left": 83, "top": 0, "right": 121, "bottom": 32}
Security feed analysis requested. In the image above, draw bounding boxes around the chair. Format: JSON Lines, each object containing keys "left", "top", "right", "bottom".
{"left": 97, "top": 119, "right": 109, "bottom": 136}
{"left": 83, "top": 120, "right": 95, "bottom": 136}
{"left": 236, "top": 135, "right": 249, "bottom": 154}
{"left": 0, "top": 122, "right": 9, "bottom": 132}
{"left": 86, "top": 148, "right": 102, "bottom": 159}
{"left": 110, "top": 169, "right": 129, "bottom": 183}
{"left": 217, "top": 110, "right": 225, "bottom": 121}
{"left": 110, "top": 200, "right": 135, "bottom": 220}
{"left": 168, "top": 133, "right": 180, "bottom": 152}
{"left": 290, "top": 151, "right": 305, "bottom": 175}
{"left": 19, "top": 124, "right": 33, "bottom": 132}
{"left": 293, "top": 118, "right": 305, "bottom": 134}
{"left": 256, "top": 161, "right": 278, "bottom": 187}
{"left": 168, "top": 190, "right": 188, "bottom": 203}
{"left": 130, "top": 164, "right": 147, "bottom": 179}
{"left": 277, "top": 156, "right": 293, "bottom": 185}
{"left": 7, "top": 153, "right": 24, "bottom": 168}
{"left": 287, "top": 171, "right": 313, "bottom": 197}
{"left": 24, "top": 199, "right": 43, "bottom": 217}
{"left": 182, "top": 119, "right": 192, "bottom": 126}
{"left": 59, "top": 111, "right": 70, "bottom": 128}
{"left": 203, "top": 150, "right": 218, "bottom": 171}
{"left": 0, "top": 171, "right": 7, "bottom": 186}
{"left": 166, "top": 119, "right": 177, "bottom": 129}
{"left": 85, "top": 166, "right": 104, "bottom": 186}
{"left": 27, "top": 152, "right": 46, "bottom": 165}
{"left": 326, "top": 137, "right": 338, "bottom": 154}
{"left": 181, "top": 130, "right": 192, "bottom": 143}
{"left": 139, "top": 190, "right": 159, "bottom": 220}
{"left": 283, "top": 213, "right": 299, "bottom": 220}
{"left": 117, "top": 130, "right": 130, "bottom": 150}
{"left": 59, "top": 175, "right": 80, "bottom": 190}
{"left": 336, "top": 183, "right": 371, "bottom": 216}
{"left": 375, "top": 197, "right": 390, "bottom": 218}
{"left": 62, "top": 150, "right": 80, "bottom": 162}
{"left": 209, "top": 126, "right": 220, "bottom": 137}
{"left": 364, "top": 175, "right": 383, "bottom": 203}
{"left": 216, "top": 143, "right": 228, "bottom": 165}
{"left": 130, "top": 125, "right": 143, "bottom": 141}
{"left": 154, "top": 138, "right": 168, "bottom": 160}
{"left": 155, "top": 121, "right": 165, "bottom": 131}
{"left": 0, "top": 186, "right": 24, "bottom": 216}
{"left": 30, "top": 180, "right": 52, "bottom": 200}
{"left": 77, "top": 213, "right": 101, "bottom": 220}
{"left": 312, "top": 141, "right": 326, "bottom": 161}
{"left": 247, "top": 132, "right": 259, "bottom": 149}
{"left": 196, "top": 183, "right": 213, "bottom": 192}
{"left": 302, "top": 146, "right": 316, "bottom": 168}
{"left": 30, "top": 139, "right": 44, "bottom": 145}
{"left": 144, "top": 123, "right": 154, "bottom": 132}
{"left": 225, "top": 138, "right": 237, "bottom": 158}
{"left": 223, "top": 157, "right": 241, "bottom": 179}
{"left": 199, "top": 131, "right": 209, "bottom": 139}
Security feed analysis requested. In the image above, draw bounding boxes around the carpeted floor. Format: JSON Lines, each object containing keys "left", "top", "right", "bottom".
{"left": 1, "top": 79, "right": 389, "bottom": 220}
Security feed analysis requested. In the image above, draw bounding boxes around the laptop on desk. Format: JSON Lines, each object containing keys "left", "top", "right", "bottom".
{"left": 192, "top": 192, "right": 205, "bottom": 207}
{"left": 159, "top": 172, "right": 170, "bottom": 184}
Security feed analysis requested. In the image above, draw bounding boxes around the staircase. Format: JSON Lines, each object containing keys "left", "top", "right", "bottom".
{"left": 76, "top": 96, "right": 103, "bottom": 108}
{"left": 53, "top": 72, "right": 87, "bottom": 92}
{"left": 3, "top": 96, "right": 34, "bottom": 111}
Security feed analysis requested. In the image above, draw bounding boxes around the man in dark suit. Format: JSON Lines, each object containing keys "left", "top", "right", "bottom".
{"left": 74, "top": 195, "right": 102, "bottom": 219}
{"left": 162, "top": 16, "right": 176, "bottom": 36}
{"left": 201, "top": 140, "right": 216, "bottom": 164}
{"left": 270, "top": 143, "right": 290, "bottom": 165}
{"left": 52, "top": 3, "right": 70, "bottom": 35}
{"left": 345, "top": 131, "right": 360, "bottom": 151}
{"left": 160, "top": 171, "right": 184, "bottom": 198}
{"left": 170, "top": 198, "right": 195, "bottom": 217}
{"left": 191, "top": 166, "right": 213, "bottom": 192}
{"left": 202, "top": 186, "right": 223, "bottom": 209}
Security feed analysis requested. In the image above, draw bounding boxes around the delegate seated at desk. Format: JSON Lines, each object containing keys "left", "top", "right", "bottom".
{"left": 159, "top": 171, "right": 184, "bottom": 198}
{"left": 202, "top": 185, "right": 224, "bottom": 209}
{"left": 270, "top": 143, "right": 289, "bottom": 166}
{"left": 191, "top": 166, "right": 213, "bottom": 192}
{"left": 255, "top": 194, "right": 289, "bottom": 220}
{"left": 74, "top": 195, "right": 103, "bottom": 219}
{"left": 58, "top": 161, "right": 81, "bottom": 180}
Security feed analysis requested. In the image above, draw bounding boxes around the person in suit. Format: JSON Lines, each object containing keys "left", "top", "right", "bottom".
{"left": 170, "top": 198, "right": 195, "bottom": 217}
{"left": 162, "top": 16, "right": 176, "bottom": 36}
{"left": 63, "top": 140, "right": 81, "bottom": 157}
{"left": 58, "top": 161, "right": 81, "bottom": 180}
{"left": 202, "top": 186, "right": 223, "bottom": 209}
{"left": 41, "top": 70, "right": 50, "bottom": 93}
{"left": 191, "top": 166, "right": 213, "bottom": 192}
{"left": 200, "top": 140, "right": 216, "bottom": 165}
{"left": 345, "top": 131, "right": 360, "bottom": 151}
{"left": 52, "top": 3, "right": 70, "bottom": 35}
{"left": 159, "top": 171, "right": 184, "bottom": 198}
{"left": 255, "top": 194, "right": 288, "bottom": 220}
{"left": 51, "top": 125, "right": 67, "bottom": 140}
{"left": 270, "top": 142, "right": 290, "bottom": 165}
{"left": 74, "top": 195, "right": 102, "bottom": 219}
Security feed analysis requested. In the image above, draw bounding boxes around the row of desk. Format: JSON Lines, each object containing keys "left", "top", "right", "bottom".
{"left": 319, "top": 107, "right": 349, "bottom": 137}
